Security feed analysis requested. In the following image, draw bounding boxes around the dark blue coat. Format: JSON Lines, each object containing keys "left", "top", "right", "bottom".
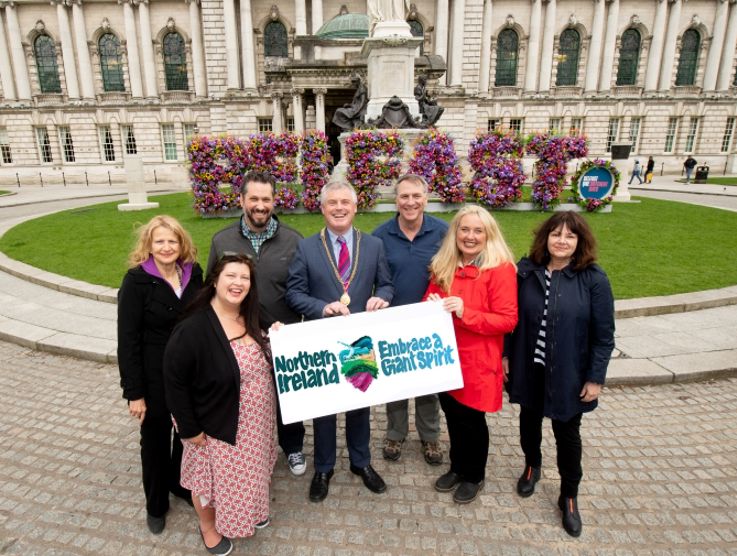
{"left": 506, "top": 257, "right": 615, "bottom": 421}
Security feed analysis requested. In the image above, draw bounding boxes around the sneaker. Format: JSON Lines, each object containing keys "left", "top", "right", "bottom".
{"left": 255, "top": 517, "right": 270, "bottom": 529}
{"left": 382, "top": 438, "right": 403, "bottom": 461}
{"left": 287, "top": 452, "right": 306, "bottom": 476}
{"left": 421, "top": 440, "right": 443, "bottom": 465}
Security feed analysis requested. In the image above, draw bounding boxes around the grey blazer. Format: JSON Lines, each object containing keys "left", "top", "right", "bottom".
{"left": 286, "top": 228, "right": 394, "bottom": 320}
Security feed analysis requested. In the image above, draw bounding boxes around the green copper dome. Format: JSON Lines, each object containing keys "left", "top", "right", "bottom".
{"left": 315, "top": 13, "right": 369, "bottom": 39}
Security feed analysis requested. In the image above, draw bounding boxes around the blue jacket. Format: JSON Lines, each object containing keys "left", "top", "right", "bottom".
{"left": 286, "top": 228, "right": 394, "bottom": 320}
{"left": 506, "top": 257, "right": 615, "bottom": 421}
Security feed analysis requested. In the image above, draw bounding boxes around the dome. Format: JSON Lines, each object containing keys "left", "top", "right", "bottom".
{"left": 315, "top": 13, "right": 369, "bottom": 39}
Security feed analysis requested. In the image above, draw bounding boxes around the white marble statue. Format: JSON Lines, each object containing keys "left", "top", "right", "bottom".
{"left": 368, "top": 0, "right": 410, "bottom": 32}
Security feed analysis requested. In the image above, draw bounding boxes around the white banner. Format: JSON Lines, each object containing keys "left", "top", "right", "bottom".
{"left": 269, "top": 301, "right": 463, "bottom": 424}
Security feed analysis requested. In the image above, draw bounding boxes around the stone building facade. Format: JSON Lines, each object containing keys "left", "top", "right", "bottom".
{"left": 0, "top": 0, "right": 735, "bottom": 185}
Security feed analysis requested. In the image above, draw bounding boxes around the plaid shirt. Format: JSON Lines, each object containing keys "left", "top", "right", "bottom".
{"left": 240, "top": 216, "right": 277, "bottom": 254}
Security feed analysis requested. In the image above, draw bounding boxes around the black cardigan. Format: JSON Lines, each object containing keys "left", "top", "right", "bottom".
{"left": 163, "top": 306, "right": 244, "bottom": 445}
{"left": 117, "top": 264, "right": 203, "bottom": 401}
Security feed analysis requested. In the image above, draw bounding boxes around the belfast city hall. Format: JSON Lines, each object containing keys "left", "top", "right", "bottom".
{"left": 0, "top": 0, "right": 735, "bottom": 184}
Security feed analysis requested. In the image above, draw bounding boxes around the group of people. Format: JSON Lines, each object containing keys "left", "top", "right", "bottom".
{"left": 117, "top": 171, "right": 615, "bottom": 553}
{"left": 629, "top": 156, "right": 655, "bottom": 184}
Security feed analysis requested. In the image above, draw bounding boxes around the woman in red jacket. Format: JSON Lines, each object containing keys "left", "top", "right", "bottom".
{"left": 425, "top": 205, "right": 518, "bottom": 504}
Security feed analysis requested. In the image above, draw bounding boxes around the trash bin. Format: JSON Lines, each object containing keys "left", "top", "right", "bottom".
{"left": 695, "top": 165, "right": 709, "bottom": 183}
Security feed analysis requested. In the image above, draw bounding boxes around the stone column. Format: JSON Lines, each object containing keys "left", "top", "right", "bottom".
{"left": 71, "top": 0, "right": 95, "bottom": 98}
{"left": 138, "top": 0, "right": 157, "bottom": 97}
{"left": 292, "top": 89, "right": 304, "bottom": 132}
{"left": 585, "top": 0, "right": 606, "bottom": 92}
{"left": 598, "top": 0, "right": 619, "bottom": 91}
{"left": 314, "top": 88, "right": 326, "bottom": 132}
{"left": 524, "top": 0, "right": 542, "bottom": 92}
{"left": 55, "top": 0, "right": 80, "bottom": 98}
{"left": 538, "top": 0, "right": 557, "bottom": 91}
{"left": 645, "top": 0, "right": 668, "bottom": 90}
{"left": 272, "top": 93, "right": 283, "bottom": 132}
{"left": 294, "top": 0, "right": 306, "bottom": 59}
{"left": 658, "top": 0, "right": 682, "bottom": 91}
{"left": 223, "top": 0, "right": 239, "bottom": 89}
{"left": 239, "top": 0, "right": 256, "bottom": 89}
{"left": 0, "top": 4, "right": 17, "bottom": 100}
{"left": 717, "top": 0, "right": 737, "bottom": 91}
{"left": 3, "top": 2, "right": 31, "bottom": 99}
{"left": 704, "top": 0, "right": 730, "bottom": 91}
{"left": 187, "top": 0, "right": 207, "bottom": 97}
{"left": 477, "top": 0, "right": 493, "bottom": 92}
{"left": 449, "top": 0, "right": 466, "bottom": 86}
{"left": 312, "top": 0, "right": 323, "bottom": 57}
{"left": 120, "top": 0, "right": 143, "bottom": 98}
{"left": 435, "top": 0, "right": 449, "bottom": 84}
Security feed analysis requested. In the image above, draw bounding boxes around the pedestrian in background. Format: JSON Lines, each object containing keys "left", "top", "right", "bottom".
{"left": 683, "top": 156, "right": 697, "bottom": 183}
{"left": 504, "top": 211, "right": 615, "bottom": 537}
{"left": 117, "top": 215, "right": 203, "bottom": 534}
{"left": 628, "top": 159, "right": 643, "bottom": 184}
{"left": 645, "top": 156, "right": 655, "bottom": 184}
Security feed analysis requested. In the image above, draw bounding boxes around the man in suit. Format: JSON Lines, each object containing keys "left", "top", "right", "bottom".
{"left": 207, "top": 170, "right": 307, "bottom": 477}
{"left": 286, "top": 180, "right": 394, "bottom": 502}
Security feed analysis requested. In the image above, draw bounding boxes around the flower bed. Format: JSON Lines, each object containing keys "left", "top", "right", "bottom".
{"left": 408, "top": 129, "right": 465, "bottom": 203}
{"left": 526, "top": 134, "right": 588, "bottom": 210}
{"left": 345, "top": 130, "right": 404, "bottom": 208}
{"left": 300, "top": 130, "right": 329, "bottom": 212}
{"left": 468, "top": 131, "right": 525, "bottom": 208}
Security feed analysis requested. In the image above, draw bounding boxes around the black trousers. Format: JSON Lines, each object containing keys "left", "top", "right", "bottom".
{"left": 518, "top": 363, "right": 583, "bottom": 497}
{"left": 439, "top": 392, "right": 488, "bottom": 484}
{"left": 140, "top": 409, "right": 187, "bottom": 517}
{"left": 276, "top": 395, "right": 305, "bottom": 455}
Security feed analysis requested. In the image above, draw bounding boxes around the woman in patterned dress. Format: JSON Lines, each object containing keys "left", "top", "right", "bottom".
{"left": 164, "top": 254, "right": 277, "bottom": 555}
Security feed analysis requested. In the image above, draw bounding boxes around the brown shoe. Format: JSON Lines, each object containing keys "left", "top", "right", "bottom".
{"left": 421, "top": 440, "right": 443, "bottom": 466}
{"left": 382, "top": 438, "right": 403, "bottom": 461}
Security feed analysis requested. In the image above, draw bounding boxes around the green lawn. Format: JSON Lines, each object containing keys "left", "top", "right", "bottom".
{"left": 1, "top": 192, "right": 736, "bottom": 299}
{"left": 703, "top": 177, "right": 737, "bottom": 186}
{"left": 0, "top": 190, "right": 11, "bottom": 196}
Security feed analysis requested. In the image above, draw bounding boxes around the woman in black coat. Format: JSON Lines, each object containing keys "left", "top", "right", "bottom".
{"left": 504, "top": 211, "right": 614, "bottom": 538}
{"left": 117, "top": 215, "right": 203, "bottom": 534}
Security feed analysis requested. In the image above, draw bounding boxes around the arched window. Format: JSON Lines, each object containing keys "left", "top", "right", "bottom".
{"left": 34, "top": 35, "right": 61, "bottom": 93}
{"left": 264, "top": 21, "right": 288, "bottom": 57}
{"left": 495, "top": 29, "right": 519, "bottom": 87}
{"left": 616, "top": 29, "right": 641, "bottom": 86}
{"left": 408, "top": 19, "right": 424, "bottom": 54}
{"left": 556, "top": 29, "right": 580, "bottom": 86}
{"left": 163, "top": 32, "right": 188, "bottom": 91}
{"left": 99, "top": 33, "right": 125, "bottom": 92}
{"left": 675, "top": 29, "right": 700, "bottom": 86}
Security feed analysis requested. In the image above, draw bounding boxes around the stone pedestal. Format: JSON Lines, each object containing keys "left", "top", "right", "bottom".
{"left": 361, "top": 35, "right": 423, "bottom": 121}
{"left": 611, "top": 144, "right": 632, "bottom": 202}
{"left": 118, "top": 155, "right": 159, "bottom": 211}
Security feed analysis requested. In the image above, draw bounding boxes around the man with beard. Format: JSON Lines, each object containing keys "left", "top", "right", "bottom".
{"left": 207, "top": 170, "right": 307, "bottom": 477}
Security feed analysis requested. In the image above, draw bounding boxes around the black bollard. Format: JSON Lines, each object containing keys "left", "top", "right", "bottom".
{"left": 39, "top": 172, "right": 44, "bottom": 187}
{"left": 16, "top": 172, "right": 20, "bottom": 188}
{"left": 108, "top": 171, "right": 112, "bottom": 186}
{"left": 62, "top": 172, "right": 66, "bottom": 187}
{"left": 85, "top": 171, "right": 89, "bottom": 187}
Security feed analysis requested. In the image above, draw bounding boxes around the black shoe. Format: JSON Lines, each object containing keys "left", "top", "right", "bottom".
{"left": 309, "top": 470, "right": 334, "bottom": 502}
{"left": 171, "top": 487, "right": 194, "bottom": 507}
{"left": 434, "top": 470, "right": 462, "bottom": 492}
{"left": 558, "top": 495, "right": 582, "bottom": 537}
{"left": 349, "top": 464, "right": 386, "bottom": 493}
{"left": 199, "top": 528, "right": 233, "bottom": 556}
{"left": 516, "top": 465, "right": 541, "bottom": 497}
{"left": 453, "top": 480, "right": 484, "bottom": 504}
{"left": 146, "top": 513, "right": 165, "bottom": 535}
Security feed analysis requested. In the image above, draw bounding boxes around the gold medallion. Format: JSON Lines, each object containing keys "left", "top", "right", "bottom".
{"left": 340, "top": 293, "right": 351, "bottom": 305}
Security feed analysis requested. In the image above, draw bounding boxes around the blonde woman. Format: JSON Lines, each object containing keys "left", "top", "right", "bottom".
{"left": 117, "top": 215, "right": 203, "bottom": 534}
{"left": 425, "top": 206, "right": 518, "bottom": 504}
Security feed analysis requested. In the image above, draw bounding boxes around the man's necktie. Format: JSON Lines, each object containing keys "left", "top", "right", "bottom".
{"left": 337, "top": 235, "right": 350, "bottom": 284}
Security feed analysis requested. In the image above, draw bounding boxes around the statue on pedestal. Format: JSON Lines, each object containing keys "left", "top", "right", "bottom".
{"left": 367, "top": 0, "right": 410, "bottom": 33}
{"left": 414, "top": 76, "right": 444, "bottom": 126}
{"left": 332, "top": 74, "right": 368, "bottom": 132}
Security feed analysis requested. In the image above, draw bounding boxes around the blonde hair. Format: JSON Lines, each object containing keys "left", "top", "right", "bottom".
{"left": 127, "top": 215, "right": 197, "bottom": 268}
{"left": 429, "top": 205, "right": 514, "bottom": 292}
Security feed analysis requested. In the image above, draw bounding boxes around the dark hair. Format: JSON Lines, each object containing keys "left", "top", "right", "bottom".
{"left": 241, "top": 171, "right": 276, "bottom": 197}
{"left": 529, "top": 211, "right": 598, "bottom": 271}
{"left": 188, "top": 253, "right": 271, "bottom": 360}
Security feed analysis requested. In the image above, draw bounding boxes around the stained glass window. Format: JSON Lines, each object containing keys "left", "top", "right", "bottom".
{"left": 675, "top": 29, "right": 700, "bottom": 86}
{"left": 34, "top": 35, "right": 61, "bottom": 93}
{"left": 616, "top": 29, "right": 641, "bottom": 86}
{"left": 163, "top": 32, "right": 188, "bottom": 91}
{"left": 99, "top": 33, "right": 125, "bottom": 92}
{"left": 264, "top": 21, "right": 288, "bottom": 57}
{"left": 556, "top": 29, "right": 580, "bottom": 86}
{"left": 495, "top": 29, "right": 519, "bottom": 87}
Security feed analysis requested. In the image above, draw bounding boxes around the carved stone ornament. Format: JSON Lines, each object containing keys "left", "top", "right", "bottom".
{"left": 101, "top": 17, "right": 111, "bottom": 31}
{"left": 630, "top": 14, "right": 640, "bottom": 25}
{"left": 506, "top": 15, "right": 515, "bottom": 27}
{"left": 408, "top": 3, "right": 418, "bottom": 19}
{"left": 269, "top": 5, "right": 279, "bottom": 21}
{"left": 166, "top": 17, "right": 176, "bottom": 31}
{"left": 365, "top": 96, "right": 422, "bottom": 129}
{"left": 691, "top": 14, "right": 700, "bottom": 26}
{"left": 35, "top": 20, "right": 46, "bottom": 33}
{"left": 339, "top": 4, "right": 348, "bottom": 15}
{"left": 568, "top": 13, "right": 578, "bottom": 26}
